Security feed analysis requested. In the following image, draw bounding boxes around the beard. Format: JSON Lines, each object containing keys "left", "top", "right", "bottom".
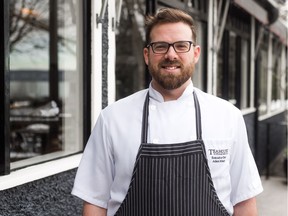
{"left": 148, "top": 59, "right": 194, "bottom": 90}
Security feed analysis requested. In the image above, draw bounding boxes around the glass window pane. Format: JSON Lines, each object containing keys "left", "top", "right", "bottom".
{"left": 271, "top": 41, "right": 282, "bottom": 111}
{"left": 9, "top": 0, "right": 83, "bottom": 166}
{"left": 115, "top": 0, "right": 146, "bottom": 100}
{"left": 228, "top": 32, "right": 237, "bottom": 105}
{"left": 240, "top": 39, "right": 250, "bottom": 109}
{"left": 259, "top": 49, "right": 268, "bottom": 115}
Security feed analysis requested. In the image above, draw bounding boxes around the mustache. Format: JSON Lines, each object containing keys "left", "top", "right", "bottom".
{"left": 159, "top": 59, "right": 183, "bottom": 67}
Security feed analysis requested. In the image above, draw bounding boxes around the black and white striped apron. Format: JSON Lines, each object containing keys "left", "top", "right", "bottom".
{"left": 115, "top": 92, "right": 230, "bottom": 216}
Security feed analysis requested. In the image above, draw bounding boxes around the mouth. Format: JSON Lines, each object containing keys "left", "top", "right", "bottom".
{"left": 161, "top": 65, "right": 181, "bottom": 72}
{"left": 160, "top": 60, "right": 182, "bottom": 72}
{"left": 162, "top": 66, "right": 179, "bottom": 69}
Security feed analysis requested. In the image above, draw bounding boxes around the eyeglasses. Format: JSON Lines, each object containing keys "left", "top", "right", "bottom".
{"left": 146, "top": 41, "right": 195, "bottom": 54}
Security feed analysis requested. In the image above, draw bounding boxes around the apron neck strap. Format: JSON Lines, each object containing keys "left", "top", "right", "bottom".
{"left": 141, "top": 93, "right": 150, "bottom": 144}
{"left": 141, "top": 90, "right": 202, "bottom": 143}
{"left": 193, "top": 91, "right": 202, "bottom": 140}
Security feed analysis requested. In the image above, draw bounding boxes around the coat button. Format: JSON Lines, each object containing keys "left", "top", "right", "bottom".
{"left": 152, "top": 138, "right": 159, "bottom": 143}
{"left": 149, "top": 105, "right": 156, "bottom": 110}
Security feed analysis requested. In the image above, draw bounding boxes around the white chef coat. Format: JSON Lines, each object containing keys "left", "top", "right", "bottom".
{"left": 72, "top": 81, "right": 263, "bottom": 216}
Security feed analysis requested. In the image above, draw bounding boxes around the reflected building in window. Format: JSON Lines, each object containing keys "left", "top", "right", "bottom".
{"left": 9, "top": 0, "right": 84, "bottom": 166}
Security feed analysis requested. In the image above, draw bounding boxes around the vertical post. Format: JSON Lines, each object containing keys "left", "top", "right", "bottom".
{"left": 212, "top": 0, "right": 218, "bottom": 96}
{"left": 235, "top": 36, "right": 242, "bottom": 108}
{"left": 207, "top": 0, "right": 218, "bottom": 95}
{"left": 146, "top": 0, "right": 156, "bottom": 15}
{"left": 280, "top": 46, "right": 285, "bottom": 105}
{"left": 83, "top": 0, "right": 92, "bottom": 144}
{"left": 222, "top": 31, "right": 229, "bottom": 100}
{"left": 49, "top": 0, "right": 59, "bottom": 104}
{"left": 145, "top": 0, "right": 156, "bottom": 87}
{"left": 107, "top": 0, "right": 116, "bottom": 105}
{"left": 267, "top": 33, "right": 273, "bottom": 113}
{"left": 91, "top": 0, "right": 103, "bottom": 127}
{"left": 254, "top": 48, "right": 260, "bottom": 167}
{"left": 49, "top": 0, "right": 59, "bottom": 151}
{"left": 250, "top": 17, "right": 255, "bottom": 108}
{"left": 266, "top": 123, "right": 270, "bottom": 179}
{"left": 207, "top": 0, "right": 213, "bottom": 94}
{"left": 0, "top": 0, "right": 10, "bottom": 175}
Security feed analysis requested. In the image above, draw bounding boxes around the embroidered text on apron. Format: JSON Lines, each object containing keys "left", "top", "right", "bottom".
{"left": 115, "top": 92, "right": 230, "bottom": 216}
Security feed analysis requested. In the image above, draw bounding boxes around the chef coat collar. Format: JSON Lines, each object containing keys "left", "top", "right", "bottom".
{"left": 148, "top": 80, "right": 194, "bottom": 102}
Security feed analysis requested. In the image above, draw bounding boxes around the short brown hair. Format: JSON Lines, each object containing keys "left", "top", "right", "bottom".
{"left": 145, "top": 8, "right": 197, "bottom": 45}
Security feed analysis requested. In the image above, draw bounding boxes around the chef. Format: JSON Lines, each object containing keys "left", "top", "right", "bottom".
{"left": 72, "top": 8, "right": 263, "bottom": 216}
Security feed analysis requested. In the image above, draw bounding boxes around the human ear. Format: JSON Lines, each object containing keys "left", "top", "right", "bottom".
{"left": 193, "top": 45, "right": 201, "bottom": 63}
{"left": 143, "top": 47, "right": 149, "bottom": 65}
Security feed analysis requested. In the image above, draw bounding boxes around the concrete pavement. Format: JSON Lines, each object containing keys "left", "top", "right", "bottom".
{"left": 257, "top": 176, "right": 287, "bottom": 216}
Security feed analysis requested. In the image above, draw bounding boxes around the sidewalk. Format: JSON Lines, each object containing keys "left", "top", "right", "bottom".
{"left": 257, "top": 176, "right": 287, "bottom": 216}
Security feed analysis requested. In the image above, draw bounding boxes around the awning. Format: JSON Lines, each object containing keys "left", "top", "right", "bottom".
{"left": 233, "top": 0, "right": 288, "bottom": 45}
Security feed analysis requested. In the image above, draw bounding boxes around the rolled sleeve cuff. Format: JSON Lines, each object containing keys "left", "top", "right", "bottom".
{"left": 71, "top": 187, "right": 108, "bottom": 209}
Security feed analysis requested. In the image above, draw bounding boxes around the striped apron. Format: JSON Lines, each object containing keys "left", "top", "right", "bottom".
{"left": 115, "top": 92, "right": 230, "bottom": 216}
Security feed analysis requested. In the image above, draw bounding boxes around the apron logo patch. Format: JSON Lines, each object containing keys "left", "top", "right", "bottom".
{"left": 208, "top": 149, "right": 228, "bottom": 163}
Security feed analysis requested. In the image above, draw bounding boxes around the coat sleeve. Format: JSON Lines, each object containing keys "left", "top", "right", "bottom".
{"left": 72, "top": 112, "right": 114, "bottom": 209}
{"left": 229, "top": 110, "right": 263, "bottom": 205}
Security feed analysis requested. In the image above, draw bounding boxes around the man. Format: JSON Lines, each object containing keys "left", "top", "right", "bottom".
{"left": 72, "top": 8, "right": 263, "bottom": 216}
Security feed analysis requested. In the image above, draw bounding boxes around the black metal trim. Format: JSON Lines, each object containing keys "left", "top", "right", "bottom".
{"left": 254, "top": 23, "right": 261, "bottom": 168}
{"left": 146, "top": 0, "right": 156, "bottom": 15}
{"left": 49, "top": 0, "right": 59, "bottom": 105}
{"left": 157, "top": 0, "right": 208, "bottom": 21}
{"left": 202, "top": 23, "right": 208, "bottom": 92}
{"left": 235, "top": 36, "right": 242, "bottom": 108}
{"left": 0, "top": 0, "right": 10, "bottom": 175}
{"left": 222, "top": 30, "right": 229, "bottom": 100}
{"left": 247, "top": 40, "right": 252, "bottom": 107}
{"left": 83, "top": 0, "right": 92, "bottom": 147}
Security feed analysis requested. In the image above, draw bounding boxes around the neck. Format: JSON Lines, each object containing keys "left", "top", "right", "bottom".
{"left": 152, "top": 79, "right": 191, "bottom": 101}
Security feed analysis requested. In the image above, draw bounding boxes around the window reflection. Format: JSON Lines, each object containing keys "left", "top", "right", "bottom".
{"left": 271, "top": 40, "right": 283, "bottom": 111}
{"left": 115, "top": 0, "right": 146, "bottom": 100}
{"left": 9, "top": 0, "right": 83, "bottom": 164}
{"left": 217, "top": 31, "right": 238, "bottom": 106}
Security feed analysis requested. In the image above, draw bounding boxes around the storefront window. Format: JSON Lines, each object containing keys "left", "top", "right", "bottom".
{"left": 9, "top": 0, "right": 83, "bottom": 167}
{"left": 115, "top": 0, "right": 146, "bottom": 100}
{"left": 217, "top": 31, "right": 237, "bottom": 106}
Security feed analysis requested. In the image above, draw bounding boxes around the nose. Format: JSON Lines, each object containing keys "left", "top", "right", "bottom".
{"left": 165, "top": 45, "right": 178, "bottom": 60}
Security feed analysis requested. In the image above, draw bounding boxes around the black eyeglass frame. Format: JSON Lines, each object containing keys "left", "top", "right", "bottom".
{"left": 146, "top": 41, "right": 196, "bottom": 54}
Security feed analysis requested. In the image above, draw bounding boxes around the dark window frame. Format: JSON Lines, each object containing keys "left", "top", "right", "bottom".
{"left": 0, "top": 1, "right": 91, "bottom": 176}
{"left": 83, "top": 0, "right": 92, "bottom": 146}
{"left": 0, "top": 0, "right": 10, "bottom": 175}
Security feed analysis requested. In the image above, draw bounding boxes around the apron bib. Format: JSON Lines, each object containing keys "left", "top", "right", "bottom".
{"left": 115, "top": 92, "right": 230, "bottom": 216}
